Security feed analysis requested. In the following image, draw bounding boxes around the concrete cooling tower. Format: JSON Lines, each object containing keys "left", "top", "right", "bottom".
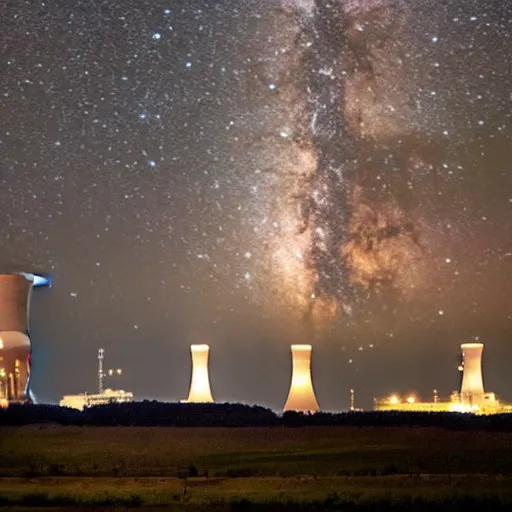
{"left": 185, "top": 344, "right": 214, "bottom": 403}
{"left": 283, "top": 344, "right": 320, "bottom": 413}
{"left": 460, "top": 342, "right": 485, "bottom": 406}
{"left": 0, "top": 272, "right": 50, "bottom": 404}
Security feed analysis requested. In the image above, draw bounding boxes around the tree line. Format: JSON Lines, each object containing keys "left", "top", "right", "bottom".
{"left": 2, "top": 401, "right": 512, "bottom": 429}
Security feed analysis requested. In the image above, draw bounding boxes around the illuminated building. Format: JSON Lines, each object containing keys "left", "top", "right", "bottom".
{"left": 183, "top": 344, "right": 214, "bottom": 403}
{"left": 374, "top": 393, "right": 455, "bottom": 413}
{"left": 59, "top": 389, "right": 133, "bottom": 411}
{"left": 59, "top": 348, "right": 132, "bottom": 410}
{"left": 283, "top": 344, "right": 320, "bottom": 413}
{"left": 0, "top": 272, "right": 51, "bottom": 405}
{"left": 374, "top": 342, "right": 510, "bottom": 415}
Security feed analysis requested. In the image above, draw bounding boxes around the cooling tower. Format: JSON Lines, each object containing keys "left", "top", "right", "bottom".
{"left": 0, "top": 273, "right": 50, "bottom": 404}
{"left": 283, "top": 344, "right": 320, "bottom": 413}
{"left": 460, "top": 343, "right": 485, "bottom": 406}
{"left": 185, "top": 344, "right": 214, "bottom": 403}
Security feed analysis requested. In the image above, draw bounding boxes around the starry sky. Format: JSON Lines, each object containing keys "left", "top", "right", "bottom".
{"left": 1, "top": 0, "right": 511, "bottom": 410}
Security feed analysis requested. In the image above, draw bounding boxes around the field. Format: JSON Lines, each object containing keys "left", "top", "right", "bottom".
{"left": 2, "top": 425, "right": 512, "bottom": 509}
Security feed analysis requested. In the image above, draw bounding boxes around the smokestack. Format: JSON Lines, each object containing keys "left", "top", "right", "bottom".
{"left": 0, "top": 273, "right": 50, "bottom": 403}
{"left": 460, "top": 343, "right": 485, "bottom": 406}
{"left": 185, "top": 344, "right": 214, "bottom": 403}
{"left": 283, "top": 344, "right": 320, "bottom": 413}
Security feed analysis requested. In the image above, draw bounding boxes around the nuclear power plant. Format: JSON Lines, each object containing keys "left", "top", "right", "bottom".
{"left": 374, "top": 342, "right": 509, "bottom": 414}
{"left": 183, "top": 344, "right": 214, "bottom": 403}
{"left": 53, "top": 341, "right": 509, "bottom": 414}
{"left": 0, "top": 272, "right": 50, "bottom": 406}
{"left": 2, "top": 284, "right": 510, "bottom": 417}
{"left": 283, "top": 344, "right": 320, "bottom": 413}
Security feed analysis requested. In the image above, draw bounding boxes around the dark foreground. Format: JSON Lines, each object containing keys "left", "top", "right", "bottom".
{"left": 2, "top": 425, "right": 512, "bottom": 509}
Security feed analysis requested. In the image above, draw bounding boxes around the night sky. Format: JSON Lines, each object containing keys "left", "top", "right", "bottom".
{"left": 1, "top": 0, "right": 511, "bottom": 410}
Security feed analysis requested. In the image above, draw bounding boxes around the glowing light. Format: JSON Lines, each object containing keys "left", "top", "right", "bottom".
{"left": 460, "top": 343, "right": 485, "bottom": 406}
{"left": 33, "top": 275, "right": 50, "bottom": 287}
{"left": 283, "top": 345, "right": 319, "bottom": 413}
{"left": 185, "top": 344, "right": 214, "bottom": 403}
{"left": 407, "top": 395, "right": 415, "bottom": 404}
{"left": 19, "top": 273, "right": 51, "bottom": 288}
{"left": 390, "top": 395, "right": 399, "bottom": 404}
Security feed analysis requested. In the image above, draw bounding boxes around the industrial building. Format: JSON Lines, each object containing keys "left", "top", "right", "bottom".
{"left": 0, "top": 272, "right": 51, "bottom": 406}
{"left": 59, "top": 349, "right": 133, "bottom": 410}
{"left": 60, "top": 388, "right": 133, "bottom": 411}
{"left": 182, "top": 344, "right": 214, "bottom": 403}
{"left": 374, "top": 342, "right": 512, "bottom": 414}
{"left": 283, "top": 344, "right": 320, "bottom": 413}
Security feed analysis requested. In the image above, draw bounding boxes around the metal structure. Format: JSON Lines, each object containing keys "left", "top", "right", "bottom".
{"left": 0, "top": 272, "right": 50, "bottom": 405}
{"left": 283, "top": 344, "right": 320, "bottom": 413}
{"left": 97, "top": 348, "right": 122, "bottom": 394}
{"left": 184, "top": 344, "right": 214, "bottom": 403}
{"left": 98, "top": 348, "right": 104, "bottom": 394}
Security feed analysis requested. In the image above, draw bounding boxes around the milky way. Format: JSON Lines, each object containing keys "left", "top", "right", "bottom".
{"left": 248, "top": 0, "right": 512, "bottom": 337}
{"left": 251, "top": 0, "right": 431, "bottom": 326}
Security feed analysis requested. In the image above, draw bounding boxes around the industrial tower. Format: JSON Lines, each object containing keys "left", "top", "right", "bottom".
{"left": 185, "top": 344, "right": 214, "bottom": 403}
{"left": 460, "top": 342, "right": 485, "bottom": 406}
{"left": 98, "top": 348, "right": 104, "bottom": 394}
{"left": 283, "top": 344, "right": 320, "bottom": 413}
{"left": 0, "top": 272, "right": 51, "bottom": 404}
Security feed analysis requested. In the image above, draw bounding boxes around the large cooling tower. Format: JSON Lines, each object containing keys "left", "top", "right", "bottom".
{"left": 0, "top": 273, "right": 50, "bottom": 404}
{"left": 460, "top": 343, "right": 485, "bottom": 406}
{"left": 283, "top": 344, "right": 320, "bottom": 413}
{"left": 185, "top": 344, "right": 214, "bottom": 403}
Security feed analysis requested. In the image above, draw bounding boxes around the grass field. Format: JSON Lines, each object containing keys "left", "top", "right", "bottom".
{"left": 1, "top": 425, "right": 512, "bottom": 509}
